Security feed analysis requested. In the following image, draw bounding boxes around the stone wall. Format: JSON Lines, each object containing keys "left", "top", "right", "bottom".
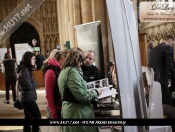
{"left": 0, "top": 0, "right": 59, "bottom": 54}
{"left": 140, "top": 22, "right": 175, "bottom": 59}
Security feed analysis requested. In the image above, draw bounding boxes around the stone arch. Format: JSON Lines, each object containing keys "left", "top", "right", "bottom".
{"left": 10, "top": 22, "right": 40, "bottom": 58}
{"left": 25, "top": 17, "right": 44, "bottom": 54}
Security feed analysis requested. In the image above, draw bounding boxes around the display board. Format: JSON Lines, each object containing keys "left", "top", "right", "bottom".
{"left": 106, "top": 0, "right": 147, "bottom": 132}
{"left": 14, "top": 43, "right": 34, "bottom": 65}
{"left": 142, "top": 66, "right": 172, "bottom": 131}
{"left": 34, "top": 47, "right": 40, "bottom": 52}
{"left": 74, "top": 21, "right": 105, "bottom": 78}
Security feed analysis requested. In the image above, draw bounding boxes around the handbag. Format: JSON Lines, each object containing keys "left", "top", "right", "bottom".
{"left": 14, "top": 99, "right": 23, "bottom": 110}
{"left": 62, "top": 67, "right": 81, "bottom": 103}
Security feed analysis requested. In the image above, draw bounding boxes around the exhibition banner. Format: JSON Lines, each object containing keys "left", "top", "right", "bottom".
{"left": 140, "top": 2, "right": 175, "bottom": 22}
{"left": 74, "top": 21, "right": 105, "bottom": 78}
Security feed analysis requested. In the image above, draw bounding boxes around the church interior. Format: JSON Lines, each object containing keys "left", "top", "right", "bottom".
{"left": 0, "top": 0, "right": 175, "bottom": 132}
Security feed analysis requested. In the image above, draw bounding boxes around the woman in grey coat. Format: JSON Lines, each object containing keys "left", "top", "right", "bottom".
{"left": 18, "top": 51, "right": 41, "bottom": 132}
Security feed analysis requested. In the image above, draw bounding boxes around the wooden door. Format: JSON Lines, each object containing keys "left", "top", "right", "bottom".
{"left": 139, "top": 33, "right": 148, "bottom": 66}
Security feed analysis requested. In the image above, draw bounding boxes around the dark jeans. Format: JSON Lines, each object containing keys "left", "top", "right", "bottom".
{"left": 47, "top": 106, "right": 61, "bottom": 119}
{"left": 5, "top": 76, "right": 17, "bottom": 101}
{"left": 161, "top": 84, "right": 173, "bottom": 106}
{"left": 20, "top": 101, "right": 41, "bottom": 132}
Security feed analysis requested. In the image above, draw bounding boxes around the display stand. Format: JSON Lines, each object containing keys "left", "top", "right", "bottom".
{"left": 95, "top": 96, "right": 121, "bottom": 132}
{"left": 87, "top": 79, "right": 121, "bottom": 132}
{"left": 142, "top": 66, "right": 172, "bottom": 132}
{"left": 94, "top": 97, "right": 120, "bottom": 119}
{"left": 14, "top": 43, "right": 34, "bottom": 65}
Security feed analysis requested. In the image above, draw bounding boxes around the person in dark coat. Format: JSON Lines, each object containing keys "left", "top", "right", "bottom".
{"left": 107, "top": 62, "right": 117, "bottom": 88}
{"left": 18, "top": 51, "right": 41, "bottom": 132}
{"left": 81, "top": 50, "right": 100, "bottom": 82}
{"left": 35, "top": 51, "right": 44, "bottom": 70}
{"left": 1, "top": 52, "right": 17, "bottom": 104}
{"left": 44, "top": 50, "right": 50, "bottom": 60}
{"left": 147, "top": 41, "right": 154, "bottom": 64}
{"left": 148, "top": 34, "right": 175, "bottom": 106}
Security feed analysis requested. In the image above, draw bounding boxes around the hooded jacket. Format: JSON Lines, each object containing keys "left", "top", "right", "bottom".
{"left": 44, "top": 58, "right": 61, "bottom": 119}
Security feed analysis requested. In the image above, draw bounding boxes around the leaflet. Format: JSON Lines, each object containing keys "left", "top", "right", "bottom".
{"left": 87, "top": 78, "right": 117, "bottom": 99}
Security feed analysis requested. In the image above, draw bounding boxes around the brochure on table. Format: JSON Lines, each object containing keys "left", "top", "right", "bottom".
{"left": 87, "top": 78, "right": 117, "bottom": 99}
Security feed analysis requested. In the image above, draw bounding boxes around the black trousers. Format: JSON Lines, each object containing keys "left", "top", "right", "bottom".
{"left": 20, "top": 101, "right": 41, "bottom": 132}
{"left": 161, "top": 84, "right": 173, "bottom": 106}
{"left": 5, "top": 76, "right": 17, "bottom": 101}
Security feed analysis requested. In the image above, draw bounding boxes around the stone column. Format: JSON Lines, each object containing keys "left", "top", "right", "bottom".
{"left": 44, "top": 36, "right": 50, "bottom": 52}
{"left": 72, "top": 0, "right": 82, "bottom": 47}
{"left": 57, "top": 0, "right": 82, "bottom": 49}
{"left": 50, "top": 37, "right": 55, "bottom": 50}
{"left": 68, "top": 0, "right": 75, "bottom": 48}
{"left": 107, "top": 16, "right": 114, "bottom": 63}
{"left": 63, "top": 0, "right": 69, "bottom": 44}
{"left": 73, "top": 0, "right": 82, "bottom": 25}
{"left": 93, "top": 0, "right": 108, "bottom": 76}
{"left": 80, "top": 0, "right": 93, "bottom": 23}
{"left": 57, "top": 0, "right": 64, "bottom": 49}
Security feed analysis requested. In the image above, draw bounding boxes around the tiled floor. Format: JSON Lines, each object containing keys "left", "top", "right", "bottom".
{"left": 0, "top": 87, "right": 47, "bottom": 131}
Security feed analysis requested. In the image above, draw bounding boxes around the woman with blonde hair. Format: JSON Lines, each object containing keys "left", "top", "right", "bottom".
{"left": 41, "top": 49, "right": 59, "bottom": 71}
{"left": 1, "top": 52, "right": 17, "bottom": 104}
{"left": 43, "top": 49, "right": 59, "bottom": 64}
{"left": 58, "top": 47, "right": 102, "bottom": 132}
{"left": 42, "top": 49, "right": 68, "bottom": 119}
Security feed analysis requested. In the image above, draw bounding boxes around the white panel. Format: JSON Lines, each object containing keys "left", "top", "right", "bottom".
{"left": 14, "top": 43, "right": 29, "bottom": 65}
{"left": 106, "top": 0, "right": 148, "bottom": 132}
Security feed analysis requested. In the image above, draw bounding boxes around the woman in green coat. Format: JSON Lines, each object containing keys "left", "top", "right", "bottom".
{"left": 58, "top": 47, "right": 102, "bottom": 132}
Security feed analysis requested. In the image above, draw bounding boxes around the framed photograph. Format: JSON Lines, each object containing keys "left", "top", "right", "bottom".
{"left": 100, "top": 78, "right": 109, "bottom": 87}
{"left": 95, "top": 80, "right": 101, "bottom": 88}
{"left": 87, "top": 84, "right": 95, "bottom": 89}
{"left": 86, "top": 82, "right": 95, "bottom": 89}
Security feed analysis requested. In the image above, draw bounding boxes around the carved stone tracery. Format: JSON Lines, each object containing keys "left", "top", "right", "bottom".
{"left": 0, "top": 0, "right": 59, "bottom": 54}
{"left": 141, "top": 22, "right": 175, "bottom": 59}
